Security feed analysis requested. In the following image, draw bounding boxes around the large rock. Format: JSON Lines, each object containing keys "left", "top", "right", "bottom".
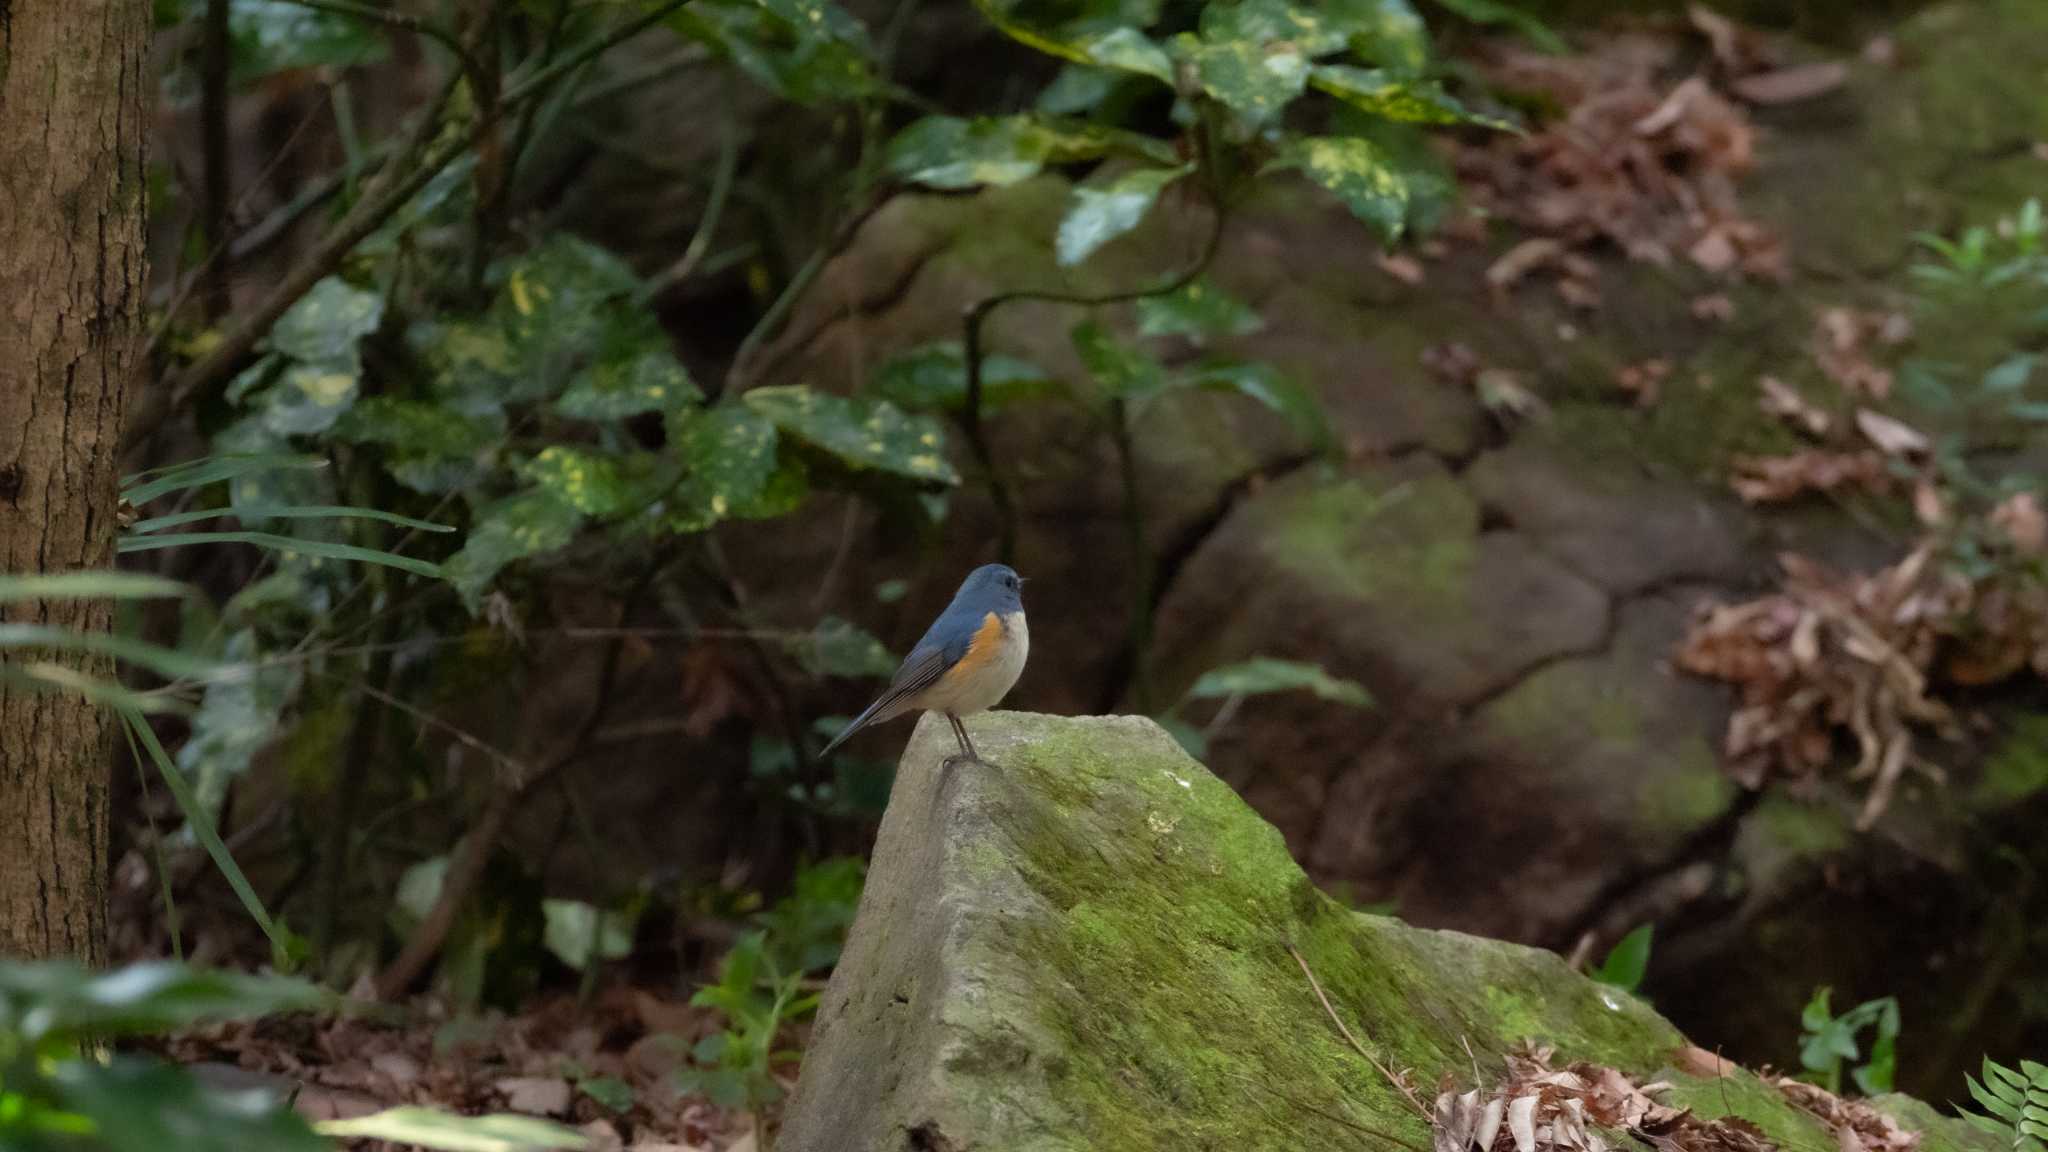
{"left": 781, "top": 712, "right": 1993, "bottom": 1152}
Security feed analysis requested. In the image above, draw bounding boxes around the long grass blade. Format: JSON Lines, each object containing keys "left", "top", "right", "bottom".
{"left": 0, "top": 623, "right": 233, "bottom": 683}
{"left": 122, "top": 454, "right": 326, "bottom": 505}
{"left": 119, "top": 707, "right": 295, "bottom": 965}
{"left": 118, "top": 532, "right": 444, "bottom": 579}
{"left": 0, "top": 663, "right": 186, "bottom": 714}
{"left": 121, "top": 720, "right": 184, "bottom": 961}
{"left": 128, "top": 504, "right": 457, "bottom": 535}
{"left": 0, "top": 572, "right": 193, "bottom": 601}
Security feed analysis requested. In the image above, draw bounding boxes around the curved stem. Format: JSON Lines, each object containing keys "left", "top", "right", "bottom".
{"left": 960, "top": 201, "right": 1227, "bottom": 564}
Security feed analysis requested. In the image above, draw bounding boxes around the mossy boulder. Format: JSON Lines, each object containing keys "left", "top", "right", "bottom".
{"left": 780, "top": 712, "right": 1991, "bottom": 1152}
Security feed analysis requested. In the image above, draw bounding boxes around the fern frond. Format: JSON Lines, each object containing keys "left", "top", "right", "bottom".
{"left": 1961, "top": 1058, "right": 2048, "bottom": 1152}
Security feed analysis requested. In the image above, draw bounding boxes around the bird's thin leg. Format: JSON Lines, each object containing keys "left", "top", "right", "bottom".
{"left": 951, "top": 713, "right": 985, "bottom": 765}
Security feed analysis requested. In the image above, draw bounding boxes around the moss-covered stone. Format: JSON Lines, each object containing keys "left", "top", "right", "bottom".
{"left": 782, "top": 713, "right": 1985, "bottom": 1152}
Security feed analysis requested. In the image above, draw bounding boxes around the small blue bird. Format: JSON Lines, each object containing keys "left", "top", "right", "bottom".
{"left": 819, "top": 564, "right": 1028, "bottom": 765}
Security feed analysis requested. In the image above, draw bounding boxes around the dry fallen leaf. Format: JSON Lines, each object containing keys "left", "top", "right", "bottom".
{"left": 1379, "top": 252, "right": 1427, "bottom": 285}
{"left": 1730, "top": 451, "right": 1886, "bottom": 503}
{"left": 1992, "top": 492, "right": 2047, "bottom": 555}
{"left": 1488, "top": 238, "right": 1566, "bottom": 292}
{"left": 1730, "top": 62, "right": 1848, "bottom": 105}
{"left": 1757, "top": 376, "right": 1830, "bottom": 438}
{"left": 1854, "top": 408, "right": 1928, "bottom": 458}
{"left": 497, "top": 1076, "right": 574, "bottom": 1117}
{"left": 1693, "top": 294, "right": 1736, "bottom": 322}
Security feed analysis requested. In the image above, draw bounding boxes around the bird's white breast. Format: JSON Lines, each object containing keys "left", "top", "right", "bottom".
{"left": 929, "top": 611, "right": 1028, "bottom": 715}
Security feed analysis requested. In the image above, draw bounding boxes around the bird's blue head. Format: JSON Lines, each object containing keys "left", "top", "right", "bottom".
{"left": 951, "top": 563, "right": 1025, "bottom": 616}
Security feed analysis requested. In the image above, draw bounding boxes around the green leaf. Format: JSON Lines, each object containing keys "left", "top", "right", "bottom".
{"left": 1592, "top": 924, "right": 1653, "bottom": 992}
{"left": 117, "top": 532, "right": 445, "bottom": 580}
{"left": 967, "top": 0, "right": 1170, "bottom": 84}
{"left": 541, "top": 900, "right": 636, "bottom": 972}
{"left": 868, "top": 344, "right": 1061, "bottom": 413}
{"left": 1969, "top": 1073, "right": 2021, "bottom": 1122}
{"left": 663, "top": 403, "right": 786, "bottom": 531}
{"left": 316, "top": 1108, "right": 590, "bottom": 1151}
{"left": 743, "top": 387, "right": 959, "bottom": 484}
{"left": 1197, "top": 0, "right": 1348, "bottom": 54}
{"left": 1135, "top": 280, "right": 1264, "bottom": 344}
{"left": 1801, "top": 987, "right": 1835, "bottom": 1032}
{"left": 442, "top": 489, "right": 585, "bottom": 610}
{"left": 1271, "top": 135, "right": 1411, "bottom": 240}
{"left": 123, "top": 454, "right": 327, "bottom": 506}
{"left": 270, "top": 277, "right": 384, "bottom": 366}
{"left": 0, "top": 572, "right": 193, "bottom": 602}
{"left": 885, "top": 115, "right": 1122, "bottom": 190}
{"left": 1058, "top": 165, "right": 1191, "bottom": 267}
{"left": 229, "top": 0, "right": 386, "bottom": 81}
{"left": 173, "top": 630, "right": 300, "bottom": 828}
{"left": 259, "top": 362, "right": 362, "bottom": 436}
{"left": 1310, "top": 64, "right": 1487, "bottom": 124}
{"left": 519, "top": 447, "right": 632, "bottom": 518}
{"left": 0, "top": 962, "right": 328, "bottom": 1043}
{"left": 1072, "top": 320, "right": 1168, "bottom": 397}
{"left": 668, "top": 1, "right": 878, "bottom": 105}
{"left": 1185, "top": 657, "right": 1372, "bottom": 705}
{"left": 576, "top": 1076, "right": 636, "bottom": 1114}
{"left": 1983, "top": 353, "right": 2037, "bottom": 394}
{"left": 1178, "top": 360, "right": 1332, "bottom": 447}
{"left": 1154, "top": 713, "right": 1209, "bottom": 759}
{"left": 2009, "top": 402, "right": 2048, "bottom": 422}
{"left": 0, "top": 624, "right": 229, "bottom": 684}
{"left": 129, "top": 504, "right": 456, "bottom": 536}
{"left": 1037, "top": 64, "right": 1122, "bottom": 115}
{"left": 333, "top": 397, "right": 503, "bottom": 495}
{"left": 1081, "top": 26, "right": 1174, "bottom": 82}
{"left": 755, "top": 0, "right": 870, "bottom": 45}
{"left": 789, "top": 616, "right": 898, "bottom": 679}
{"left": 555, "top": 335, "right": 702, "bottom": 421}
{"left": 46, "top": 1055, "right": 330, "bottom": 1152}
{"left": 1324, "top": 0, "right": 1429, "bottom": 73}
{"left": 1174, "top": 32, "right": 1309, "bottom": 123}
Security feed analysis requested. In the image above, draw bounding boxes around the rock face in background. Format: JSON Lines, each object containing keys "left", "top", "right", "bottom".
{"left": 731, "top": 0, "right": 2048, "bottom": 1094}
{"left": 781, "top": 712, "right": 1996, "bottom": 1152}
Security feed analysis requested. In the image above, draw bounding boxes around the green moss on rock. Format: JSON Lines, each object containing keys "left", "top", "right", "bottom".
{"left": 782, "top": 713, "right": 1974, "bottom": 1152}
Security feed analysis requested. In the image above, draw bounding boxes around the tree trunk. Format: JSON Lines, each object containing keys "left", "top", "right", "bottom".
{"left": 0, "top": 0, "right": 152, "bottom": 963}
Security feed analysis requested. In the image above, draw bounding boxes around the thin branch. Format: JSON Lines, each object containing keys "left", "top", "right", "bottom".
{"left": 1225, "top": 1070, "right": 1432, "bottom": 1152}
{"left": 128, "top": 0, "right": 699, "bottom": 451}
{"left": 373, "top": 553, "right": 670, "bottom": 1000}
{"left": 639, "top": 95, "right": 742, "bottom": 303}
{"left": 961, "top": 202, "right": 1226, "bottom": 561}
{"left": 200, "top": 0, "right": 234, "bottom": 321}
{"left": 1288, "top": 941, "right": 1432, "bottom": 1120}
{"left": 278, "top": 0, "right": 486, "bottom": 82}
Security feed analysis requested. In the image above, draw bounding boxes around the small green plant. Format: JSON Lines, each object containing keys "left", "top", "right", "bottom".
{"left": 1153, "top": 655, "right": 1371, "bottom": 759}
{"left": 0, "top": 960, "right": 583, "bottom": 1152}
{"left": 1591, "top": 924, "right": 1653, "bottom": 994}
{"left": 1961, "top": 1057, "right": 2048, "bottom": 1152}
{"left": 674, "top": 932, "right": 817, "bottom": 1114}
{"left": 1797, "top": 987, "right": 1900, "bottom": 1096}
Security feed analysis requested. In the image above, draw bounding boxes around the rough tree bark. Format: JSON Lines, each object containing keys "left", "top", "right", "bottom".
{"left": 0, "top": 0, "right": 152, "bottom": 962}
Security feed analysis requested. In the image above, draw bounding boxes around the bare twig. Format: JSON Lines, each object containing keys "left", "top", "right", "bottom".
{"left": 960, "top": 201, "right": 1225, "bottom": 561}
{"left": 1288, "top": 941, "right": 1432, "bottom": 1120}
{"left": 127, "top": 0, "right": 699, "bottom": 451}
{"left": 279, "top": 0, "right": 486, "bottom": 81}
{"left": 1226, "top": 1070, "right": 1433, "bottom": 1152}
{"left": 373, "top": 552, "right": 669, "bottom": 999}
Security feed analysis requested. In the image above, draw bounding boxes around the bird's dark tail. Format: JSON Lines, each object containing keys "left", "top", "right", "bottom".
{"left": 818, "top": 695, "right": 889, "bottom": 760}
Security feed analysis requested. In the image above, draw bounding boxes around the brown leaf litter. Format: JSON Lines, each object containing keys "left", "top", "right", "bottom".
{"left": 160, "top": 985, "right": 783, "bottom": 1151}
{"left": 1456, "top": 15, "right": 1794, "bottom": 311}
{"left": 1434, "top": 1044, "right": 1920, "bottom": 1152}
{"left": 1674, "top": 546, "right": 1994, "bottom": 827}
